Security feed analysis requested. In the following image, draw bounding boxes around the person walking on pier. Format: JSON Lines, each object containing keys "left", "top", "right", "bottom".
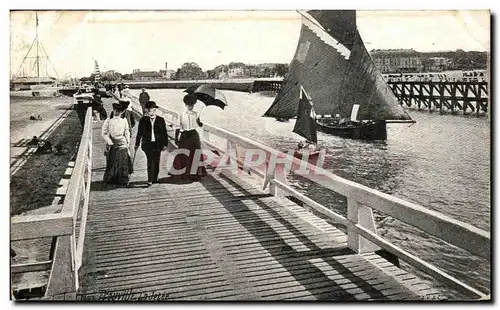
{"left": 102, "top": 103, "right": 133, "bottom": 185}
{"left": 117, "top": 83, "right": 123, "bottom": 98}
{"left": 75, "top": 99, "right": 92, "bottom": 129}
{"left": 91, "top": 94, "right": 107, "bottom": 123}
{"left": 139, "top": 88, "right": 150, "bottom": 114}
{"left": 135, "top": 101, "right": 169, "bottom": 186}
{"left": 171, "top": 94, "right": 207, "bottom": 181}
{"left": 110, "top": 100, "right": 136, "bottom": 138}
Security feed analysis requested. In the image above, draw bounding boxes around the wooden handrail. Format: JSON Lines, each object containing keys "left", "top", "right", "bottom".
{"left": 11, "top": 261, "right": 53, "bottom": 274}
{"left": 122, "top": 89, "right": 490, "bottom": 298}
{"left": 11, "top": 106, "right": 94, "bottom": 298}
{"left": 200, "top": 121, "right": 490, "bottom": 259}
{"left": 11, "top": 213, "right": 73, "bottom": 241}
{"left": 45, "top": 107, "right": 94, "bottom": 296}
{"left": 127, "top": 94, "right": 489, "bottom": 256}
{"left": 353, "top": 224, "right": 487, "bottom": 298}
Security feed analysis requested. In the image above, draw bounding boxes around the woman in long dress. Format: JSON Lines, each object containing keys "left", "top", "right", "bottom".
{"left": 102, "top": 102, "right": 133, "bottom": 185}
{"left": 172, "top": 94, "right": 207, "bottom": 181}
{"left": 110, "top": 100, "right": 136, "bottom": 138}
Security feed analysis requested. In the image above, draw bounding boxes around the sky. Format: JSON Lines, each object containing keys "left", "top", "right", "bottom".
{"left": 9, "top": 10, "right": 490, "bottom": 79}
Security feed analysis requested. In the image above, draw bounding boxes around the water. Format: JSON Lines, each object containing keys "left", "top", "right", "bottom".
{"left": 137, "top": 89, "right": 490, "bottom": 299}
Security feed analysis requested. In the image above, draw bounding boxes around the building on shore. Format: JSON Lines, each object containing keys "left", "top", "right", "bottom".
{"left": 158, "top": 62, "right": 176, "bottom": 80}
{"left": 227, "top": 62, "right": 246, "bottom": 78}
{"left": 212, "top": 64, "right": 228, "bottom": 79}
{"left": 206, "top": 62, "right": 287, "bottom": 79}
{"left": 228, "top": 67, "right": 245, "bottom": 78}
{"left": 132, "top": 69, "right": 163, "bottom": 81}
{"left": 256, "top": 63, "right": 279, "bottom": 77}
{"left": 159, "top": 69, "right": 176, "bottom": 79}
{"left": 370, "top": 49, "right": 465, "bottom": 73}
{"left": 244, "top": 65, "right": 259, "bottom": 77}
{"left": 102, "top": 70, "right": 122, "bottom": 81}
{"left": 424, "top": 57, "right": 453, "bottom": 72}
{"left": 370, "top": 49, "right": 423, "bottom": 73}
{"left": 218, "top": 71, "right": 229, "bottom": 80}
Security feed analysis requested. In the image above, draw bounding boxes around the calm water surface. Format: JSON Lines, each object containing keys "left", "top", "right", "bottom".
{"left": 138, "top": 89, "right": 490, "bottom": 298}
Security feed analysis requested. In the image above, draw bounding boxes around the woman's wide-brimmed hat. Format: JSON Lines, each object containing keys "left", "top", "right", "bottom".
{"left": 145, "top": 101, "right": 159, "bottom": 109}
{"left": 119, "top": 100, "right": 130, "bottom": 110}
{"left": 112, "top": 102, "right": 125, "bottom": 112}
{"left": 183, "top": 94, "right": 197, "bottom": 105}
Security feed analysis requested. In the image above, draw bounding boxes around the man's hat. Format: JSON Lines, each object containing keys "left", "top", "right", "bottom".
{"left": 183, "top": 94, "right": 197, "bottom": 105}
{"left": 145, "top": 101, "right": 159, "bottom": 109}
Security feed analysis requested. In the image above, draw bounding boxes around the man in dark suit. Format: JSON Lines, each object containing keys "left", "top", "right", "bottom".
{"left": 134, "top": 101, "right": 169, "bottom": 186}
{"left": 139, "top": 88, "right": 150, "bottom": 114}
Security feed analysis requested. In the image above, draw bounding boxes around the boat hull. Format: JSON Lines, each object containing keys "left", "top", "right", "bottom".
{"left": 10, "top": 87, "right": 60, "bottom": 99}
{"left": 275, "top": 117, "right": 289, "bottom": 122}
{"left": 316, "top": 119, "right": 387, "bottom": 140}
{"left": 293, "top": 150, "right": 320, "bottom": 160}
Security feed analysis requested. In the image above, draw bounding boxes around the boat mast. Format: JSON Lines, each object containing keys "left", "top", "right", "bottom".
{"left": 94, "top": 60, "right": 101, "bottom": 84}
{"left": 13, "top": 12, "right": 59, "bottom": 84}
{"left": 36, "top": 13, "right": 39, "bottom": 79}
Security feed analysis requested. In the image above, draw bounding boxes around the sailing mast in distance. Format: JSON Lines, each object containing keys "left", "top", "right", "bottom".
{"left": 12, "top": 12, "right": 59, "bottom": 85}
{"left": 293, "top": 85, "right": 317, "bottom": 144}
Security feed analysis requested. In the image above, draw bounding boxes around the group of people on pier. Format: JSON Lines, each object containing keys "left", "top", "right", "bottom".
{"left": 101, "top": 89, "right": 206, "bottom": 187}
{"left": 75, "top": 87, "right": 107, "bottom": 127}
{"left": 103, "top": 82, "right": 128, "bottom": 99}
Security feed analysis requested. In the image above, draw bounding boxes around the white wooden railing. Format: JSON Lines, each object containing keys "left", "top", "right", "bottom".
{"left": 121, "top": 90, "right": 490, "bottom": 299}
{"left": 11, "top": 107, "right": 94, "bottom": 298}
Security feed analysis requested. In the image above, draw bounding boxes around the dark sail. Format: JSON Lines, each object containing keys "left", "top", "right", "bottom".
{"left": 293, "top": 86, "right": 317, "bottom": 143}
{"left": 307, "top": 10, "right": 356, "bottom": 50}
{"left": 263, "top": 10, "right": 411, "bottom": 122}
{"left": 264, "top": 12, "right": 352, "bottom": 118}
{"left": 339, "top": 30, "right": 412, "bottom": 121}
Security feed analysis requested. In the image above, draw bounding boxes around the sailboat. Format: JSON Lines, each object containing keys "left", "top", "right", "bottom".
{"left": 263, "top": 10, "right": 414, "bottom": 140}
{"left": 292, "top": 85, "right": 320, "bottom": 160}
{"left": 11, "top": 12, "right": 60, "bottom": 98}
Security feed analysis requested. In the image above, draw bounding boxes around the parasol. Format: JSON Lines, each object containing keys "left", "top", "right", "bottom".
{"left": 184, "top": 84, "right": 228, "bottom": 111}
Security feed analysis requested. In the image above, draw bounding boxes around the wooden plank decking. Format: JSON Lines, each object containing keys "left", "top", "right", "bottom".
{"left": 78, "top": 100, "right": 445, "bottom": 301}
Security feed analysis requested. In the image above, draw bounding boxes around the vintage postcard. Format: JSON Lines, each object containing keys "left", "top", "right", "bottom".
{"left": 9, "top": 9, "right": 490, "bottom": 302}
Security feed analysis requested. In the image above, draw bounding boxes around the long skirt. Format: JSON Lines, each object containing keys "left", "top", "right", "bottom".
{"left": 103, "top": 147, "right": 133, "bottom": 185}
{"left": 171, "top": 129, "right": 207, "bottom": 180}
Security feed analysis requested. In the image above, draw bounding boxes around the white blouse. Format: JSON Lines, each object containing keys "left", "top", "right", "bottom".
{"left": 178, "top": 110, "right": 200, "bottom": 132}
{"left": 102, "top": 117, "right": 130, "bottom": 148}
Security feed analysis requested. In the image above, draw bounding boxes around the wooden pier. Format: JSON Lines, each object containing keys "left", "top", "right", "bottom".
{"left": 387, "top": 81, "right": 488, "bottom": 115}
{"left": 10, "top": 92, "right": 490, "bottom": 301}
{"left": 252, "top": 79, "right": 489, "bottom": 115}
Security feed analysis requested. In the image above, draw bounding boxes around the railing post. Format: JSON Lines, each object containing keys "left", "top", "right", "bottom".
{"left": 347, "top": 197, "right": 380, "bottom": 254}
{"left": 72, "top": 233, "right": 79, "bottom": 291}
{"left": 265, "top": 162, "right": 288, "bottom": 197}
{"left": 213, "top": 139, "right": 238, "bottom": 175}
{"left": 226, "top": 140, "right": 236, "bottom": 171}
{"left": 203, "top": 129, "right": 211, "bottom": 148}
{"left": 45, "top": 235, "right": 75, "bottom": 296}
